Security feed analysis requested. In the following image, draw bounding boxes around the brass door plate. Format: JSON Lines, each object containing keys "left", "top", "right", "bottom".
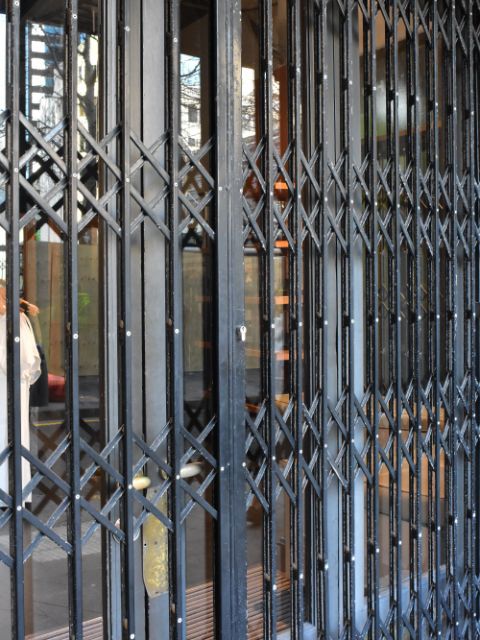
{"left": 142, "top": 487, "right": 168, "bottom": 597}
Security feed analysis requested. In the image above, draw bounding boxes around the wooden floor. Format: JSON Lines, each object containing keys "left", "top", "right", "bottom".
{"left": 26, "top": 564, "right": 291, "bottom": 640}
{"left": 26, "top": 617, "right": 103, "bottom": 640}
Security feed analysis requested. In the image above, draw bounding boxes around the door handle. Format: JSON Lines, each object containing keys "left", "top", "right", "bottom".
{"left": 132, "top": 462, "right": 203, "bottom": 491}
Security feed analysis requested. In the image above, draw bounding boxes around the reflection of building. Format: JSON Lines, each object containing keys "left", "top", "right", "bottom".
{"left": 180, "top": 54, "right": 201, "bottom": 150}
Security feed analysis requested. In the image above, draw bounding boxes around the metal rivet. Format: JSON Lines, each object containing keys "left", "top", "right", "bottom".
{"left": 375, "top": 317, "right": 379, "bottom": 323}
{"left": 298, "top": 321, "right": 303, "bottom": 327}
{"left": 351, "top": 555, "right": 355, "bottom": 562}
{"left": 173, "top": 37, "right": 178, "bottom": 43}
{"left": 220, "top": 466, "right": 225, "bottom": 472}
{"left": 351, "top": 318, "right": 354, "bottom": 324}
{"left": 126, "top": 330, "right": 132, "bottom": 337}
{"left": 16, "top": 505, "right": 21, "bottom": 511}
{"left": 174, "top": 328, "right": 180, "bottom": 334}
{"left": 219, "top": 186, "right": 223, "bottom": 191}
{"left": 272, "top": 584, "right": 277, "bottom": 591}
{"left": 125, "top": 177, "right": 130, "bottom": 183}
{"left": 323, "top": 74, "right": 328, "bottom": 80}
{"left": 299, "top": 573, "right": 303, "bottom": 580}
{"left": 73, "top": 333, "right": 78, "bottom": 340}
{"left": 242, "top": 462, "right": 246, "bottom": 468}
{"left": 14, "top": 336, "right": 20, "bottom": 343}
{"left": 128, "top": 484, "right": 133, "bottom": 490}
{"left": 299, "top": 449, "right": 303, "bottom": 454}
{"left": 376, "top": 548, "right": 380, "bottom": 554}
{"left": 176, "top": 474, "right": 180, "bottom": 480}
{"left": 177, "top": 617, "right": 182, "bottom": 624}
{"left": 174, "top": 182, "right": 178, "bottom": 187}
{"left": 75, "top": 494, "right": 80, "bottom": 500}
{"left": 72, "top": 13, "right": 77, "bottom": 19}
{"left": 271, "top": 324, "right": 275, "bottom": 329}
{"left": 272, "top": 456, "right": 276, "bottom": 461}
{"left": 130, "top": 635, "right": 135, "bottom": 639}
{"left": 324, "top": 320, "right": 328, "bottom": 326}
{"left": 125, "top": 25, "right": 130, "bottom": 32}
{"left": 324, "top": 563, "right": 329, "bottom": 570}
{"left": 324, "top": 444, "right": 328, "bottom": 449}
{"left": 418, "top": 532, "right": 422, "bottom": 538}
{"left": 13, "top": 167, "right": 18, "bottom": 173}
{"left": 399, "top": 540, "right": 402, "bottom": 546}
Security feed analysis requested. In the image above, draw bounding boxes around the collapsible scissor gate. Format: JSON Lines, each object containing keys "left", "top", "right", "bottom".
{"left": 1, "top": 0, "right": 480, "bottom": 637}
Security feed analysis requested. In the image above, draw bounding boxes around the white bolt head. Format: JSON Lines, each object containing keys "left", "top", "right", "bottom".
{"left": 16, "top": 505, "right": 21, "bottom": 511}
{"left": 272, "top": 584, "right": 277, "bottom": 591}
{"left": 14, "top": 336, "right": 19, "bottom": 343}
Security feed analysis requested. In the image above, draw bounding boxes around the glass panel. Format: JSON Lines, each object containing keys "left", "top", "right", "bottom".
{"left": 180, "top": 2, "right": 216, "bottom": 636}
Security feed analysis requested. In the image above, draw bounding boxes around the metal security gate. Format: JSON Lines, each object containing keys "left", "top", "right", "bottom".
{"left": 0, "top": 0, "right": 480, "bottom": 638}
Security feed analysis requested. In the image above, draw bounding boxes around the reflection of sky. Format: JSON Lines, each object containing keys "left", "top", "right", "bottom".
{"left": 0, "top": 15, "right": 4, "bottom": 111}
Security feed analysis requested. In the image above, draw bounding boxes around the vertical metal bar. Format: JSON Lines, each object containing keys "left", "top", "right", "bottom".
{"left": 214, "top": 0, "right": 245, "bottom": 636}
{"left": 431, "top": 0, "right": 442, "bottom": 632}
{"left": 392, "top": 0, "right": 403, "bottom": 632}
{"left": 119, "top": 0, "right": 135, "bottom": 636}
{"left": 467, "top": 0, "right": 477, "bottom": 632}
{"left": 6, "top": 1, "right": 24, "bottom": 637}
{"left": 319, "top": 0, "right": 330, "bottom": 632}
{"left": 344, "top": 0, "right": 356, "bottom": 632}
{"left": 449, "top": 0, "right": 459, "bottom": 632}
{"left": 64, "top": 1, "right": 83, "bottom": 637}
{"left": 261, "top": 0, "right": 277, "bottom": 635}
{"left": 412, "top": 0, "right": 423, "bottom": 632}
{"left": 368, "top": 0, "right": 380, "bottom": 633}
{"left": 166, "top": 0, "right": 186, "bottom": 635}
{"left": 291, "top": 0, "right": 304, "bottom": 637}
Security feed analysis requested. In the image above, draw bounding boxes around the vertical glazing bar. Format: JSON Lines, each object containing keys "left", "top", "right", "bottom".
{"left": 65, "top": 2, "right": 83, "bottom": 637}
{"left": 6, "top": 1, "right": 24, "bottom": 637}
{"left": 291, "top": 0, "right": 304, "bottom": 637}
{"left": 119, "top": 0, "right": 135, "bottom": 635}
{"left": 261, "top": 0, "right": 277, "bottom": 634}
{"left": 167, "top": 0, "right": 186, "bottom": 635}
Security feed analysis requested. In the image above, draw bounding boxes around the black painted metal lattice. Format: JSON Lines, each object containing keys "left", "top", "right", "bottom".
{"left": 0, "top": 0, "right": 479, "bottom": 638}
